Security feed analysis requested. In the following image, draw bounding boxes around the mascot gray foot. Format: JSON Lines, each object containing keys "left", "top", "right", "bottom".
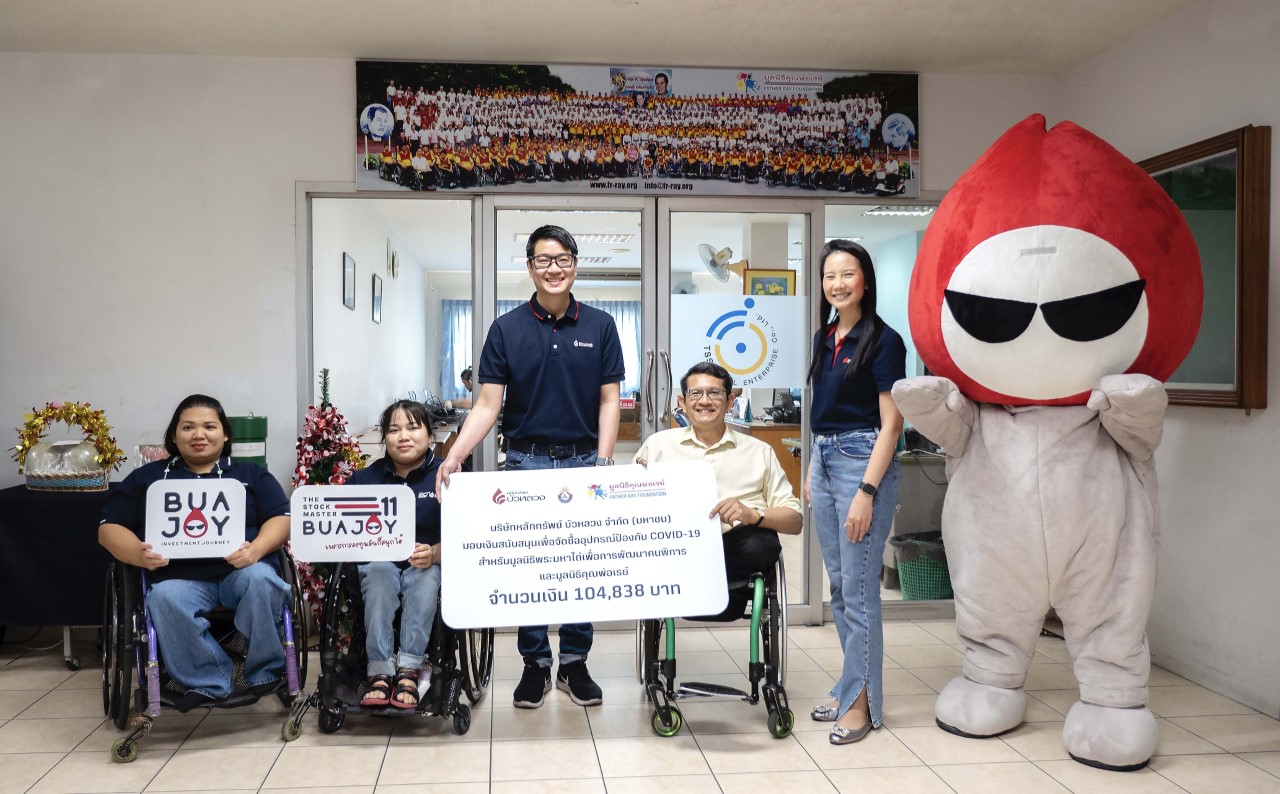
{"left": 934, "top": 676, "right": 1027, "bottom": 738}
{"left": 1063, "top": 701, "right": 1158, "bottom": 771}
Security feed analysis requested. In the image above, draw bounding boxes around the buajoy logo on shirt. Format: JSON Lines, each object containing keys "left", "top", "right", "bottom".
{"left": 703, "top": 298, "right": 781, "bottom": 382}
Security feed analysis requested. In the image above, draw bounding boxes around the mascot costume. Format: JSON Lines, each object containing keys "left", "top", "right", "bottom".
{"left": 891, "top": 114, "right": 1202, "bottom": 771}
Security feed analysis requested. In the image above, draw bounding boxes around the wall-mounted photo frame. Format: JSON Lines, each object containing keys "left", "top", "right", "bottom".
{"left": 743, "top": 268, "right": 796, "bottom": 297}
{"left": 1138, "top": 124, "right": 1270, "bottom": 411}
{"left": 391, "top": 250, "right": 399, "bottom": 279}
{"left": 372, "top": 274, "right": 383, "bottom": 324}
{"left": 342, "top": 253, "right": 356, "bottom": 310}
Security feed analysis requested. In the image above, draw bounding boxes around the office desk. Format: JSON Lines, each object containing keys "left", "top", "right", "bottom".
{"left": 0, "top": 484, "right": 115, "bottom": 667}
{"left": 727, "top": 420, "right": 802, "bottom": 497}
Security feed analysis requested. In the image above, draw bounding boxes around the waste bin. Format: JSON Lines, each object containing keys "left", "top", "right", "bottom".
{"left": 888, "top": 531, "right": 953, "bottom": 600}
{"left": 228, "top": 415, "right": 268, "bottom": 470}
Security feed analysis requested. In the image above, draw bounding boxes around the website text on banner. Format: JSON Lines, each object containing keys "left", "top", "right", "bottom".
{"left": 145, "top": 480, "right": 246, "bottom": 558}
{"left": 441, "top": 462, "right": 727, "bottom": 628}
{"left": 289, "top": 485, "right": 415, "bottom": 562}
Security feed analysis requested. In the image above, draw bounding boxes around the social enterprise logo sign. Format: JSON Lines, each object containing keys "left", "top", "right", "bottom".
{"left": 145, "top": 480, "right": 247, "bottom": 558}
{"left": 673, "top": 295, "right": 804, "bottom": 390}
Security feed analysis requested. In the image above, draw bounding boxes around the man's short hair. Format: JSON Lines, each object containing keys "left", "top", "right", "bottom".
{"left": 525, "top": 224, "right": 578, "bottom": 259}
{"left": 680, "top": 361, "right": 733, "bottom": 394}
{"left": 460, "top": 366, "right": 473, "bottom": 381}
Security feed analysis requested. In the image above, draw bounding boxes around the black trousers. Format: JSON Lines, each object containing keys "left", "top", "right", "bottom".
{"left": 697, "top": 524, "right": 781, "bottom": 622}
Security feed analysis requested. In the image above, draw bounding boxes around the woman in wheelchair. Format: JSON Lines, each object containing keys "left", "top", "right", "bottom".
{"left": 98, "top": 394, "right": 291, "bottom": 711}
{"left": 344, "top": 399, "right": 443, "bottom": 710}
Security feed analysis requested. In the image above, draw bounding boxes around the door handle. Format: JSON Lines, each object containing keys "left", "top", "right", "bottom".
{"left": 644, "top": 349, "right": 656, "bottom": 423}
{"left": 659, "top": 349, "right": 673, "bottom": 424}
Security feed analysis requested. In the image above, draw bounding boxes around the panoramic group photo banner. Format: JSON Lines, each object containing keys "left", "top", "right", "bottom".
{"left": 355, "top": 61, "right": 920, "bottom": 198}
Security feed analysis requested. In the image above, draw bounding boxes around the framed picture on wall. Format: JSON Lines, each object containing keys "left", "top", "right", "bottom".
{"left": 743, "top": 268, "right": 796, "bottom": 296}
{"left": 372, "top": 274, "right": 383, "bottom": 324}
{"left": 343, "top": 253, "right": 356, "bottom": 310}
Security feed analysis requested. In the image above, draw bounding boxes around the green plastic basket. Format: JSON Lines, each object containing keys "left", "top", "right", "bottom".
{"left": 889, "top": 532, "right": 953, "bottom": 600}
{"left": 896, "top": 555, "right": 954, "bottom": 600}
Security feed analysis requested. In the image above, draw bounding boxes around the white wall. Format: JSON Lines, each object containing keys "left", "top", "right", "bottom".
{"left": 0, "top": 53, "right": 351, "bottom": 481}
{"left": 311, "top": 199, "right": 427, "bottom": 435}
{"left": 1056, "top": 0, "right": 1280, "bottom": 718}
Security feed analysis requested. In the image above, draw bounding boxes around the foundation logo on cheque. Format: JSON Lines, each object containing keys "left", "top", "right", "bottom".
{"left": 703, "top": 298, "right": 781, "bottom": 385}
{"left": 606, "top": 480, "right": 668, "bottom": 500}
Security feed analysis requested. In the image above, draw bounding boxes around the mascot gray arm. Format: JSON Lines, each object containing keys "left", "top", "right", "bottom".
{"left": 891, "top": 376, "right": 976, "bottom": 457}
{"left": 1086, "top": 373, "right": 1168, "bottom": 462}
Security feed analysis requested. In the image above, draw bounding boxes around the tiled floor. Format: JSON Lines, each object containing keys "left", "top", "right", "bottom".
{"left": 3, "top": 622, "right": 1279, "bottom": 793}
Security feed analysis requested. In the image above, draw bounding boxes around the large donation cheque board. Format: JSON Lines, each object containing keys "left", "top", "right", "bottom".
{"left": 441, "top": 462, "right": 727, "bottom": 628}
{"left": 289, "top": 485, "right": 416, "bottom": 562}
{"left": 145, "top": 480, "right": 246, "bottom": 558}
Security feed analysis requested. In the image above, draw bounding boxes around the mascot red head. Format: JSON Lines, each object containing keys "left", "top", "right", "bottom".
{"left": 909, "top": 114, "right": 1203, "bottom": 405}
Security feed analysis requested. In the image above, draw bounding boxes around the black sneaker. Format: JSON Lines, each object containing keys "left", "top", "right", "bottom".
{"left": 556, "top": 660, "right": 603, "bottom": 706}
{"left": 513, "top": 660, "right": 552, "bottom": 709}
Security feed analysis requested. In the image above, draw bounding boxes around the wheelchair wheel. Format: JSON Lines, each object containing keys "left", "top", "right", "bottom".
{"left": 110, "top": 736, "right": 139, "bottom": 764}
{"left": 101, "top": 562, "right": 135, "bottom": 730}
{"left": 453, "top": 703, "right": 472, "bottom": 735}
{"left": 651, "top": 705, "right": 683, "bottom": 737}
{"left": 318, "top": 706, "right": 345, "bottom": 734}
{"left": 772, "top": 556, "right": 788, "bottom": 687}
{"left": 635, "top": 619, "right": 661, "bottom": 684}
{"left": 283, "top": 549, "right": 310, "bottom": 693}
{"left": 767, "top": 707, "right": 794, "bottom": 739}
{"left": 459, "top": 627, "right": 494, "bottom": 705}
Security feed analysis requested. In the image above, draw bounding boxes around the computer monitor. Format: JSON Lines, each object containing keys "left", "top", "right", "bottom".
{"left": 772, "top": 388, "right": 795, "bottom": 412}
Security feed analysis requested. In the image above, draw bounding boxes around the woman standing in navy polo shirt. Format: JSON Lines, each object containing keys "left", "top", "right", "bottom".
{"left": 345, "top": 400, "right": 443, "bottom": 710}
{"left": 805, "top": 240, "right": 906, "bottom": 745}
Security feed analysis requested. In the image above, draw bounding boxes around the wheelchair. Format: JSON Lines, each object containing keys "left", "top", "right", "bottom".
{"left": 636, "top": 555, "right": 792, "bottom": 738}
{"left": 282, "top": 561, "right": 494, "bottom": 739}
{"left": 101, "top": 551, "right": 308, "bottom": 763}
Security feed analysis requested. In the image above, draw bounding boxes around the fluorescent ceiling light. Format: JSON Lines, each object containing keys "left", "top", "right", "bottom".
{"left": 821, "top": 236, "right": 863, "bottom": 243}
{"left": 510, "top": 256, "right": 613, "bottom": 264}
{"left": 860, "top": 206, "right": 935, "bottom": 217}
{"left": 515, "top": 233, "right": 634, "bottom": 244}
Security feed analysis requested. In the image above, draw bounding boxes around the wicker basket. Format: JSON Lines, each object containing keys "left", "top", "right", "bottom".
{"left": 25, "top": 470, "right": 110, "bottom": 492}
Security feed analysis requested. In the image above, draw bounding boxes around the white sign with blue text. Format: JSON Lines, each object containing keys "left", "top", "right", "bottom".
{"left": 440, "top": 462, "right": 727, "bottom": 628}
{"left": 145, "top": 480, "right": 246, "bottom": 558}
{"left": 289, "top": 485, "right": 416, "bottom": 562}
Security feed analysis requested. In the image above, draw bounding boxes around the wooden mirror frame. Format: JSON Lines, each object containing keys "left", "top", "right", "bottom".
{"left": 1138, "top": 125, "right": 1270, "bottom": 410}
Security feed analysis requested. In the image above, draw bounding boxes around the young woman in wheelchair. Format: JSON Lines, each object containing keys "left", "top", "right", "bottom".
{"left": 343, "top": 399, "right": 443, "bottom": 710}
{"left": 98, "top": 394, "right": 292, "bottom": 711}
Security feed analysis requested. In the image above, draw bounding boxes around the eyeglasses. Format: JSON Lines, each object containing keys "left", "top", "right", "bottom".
{"left": 530, "top": 254, "right": 577, "bottom": 270}
{"left": 684, "top": 388, "right": 727, "bottom": 401}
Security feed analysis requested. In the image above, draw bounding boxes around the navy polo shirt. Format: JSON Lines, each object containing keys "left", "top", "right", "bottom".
{"left": 100, "top": 456, "right": 290, "bottom": 583}
{"left": 346, "top": 453, "right": 442, "bottom": 547}
{"left": 810, "top": 320, "right": 907, "bottom": 434}
{"left": 477, "top": 293, "right": 625, "bottom": 445}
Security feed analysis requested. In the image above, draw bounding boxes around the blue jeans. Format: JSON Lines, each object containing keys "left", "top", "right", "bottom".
{"left": 146, "top": 562, "right": 289, "bottom": 699}
{"left": 810, "top": 429, "right": 900, "bottom": 727}
{"left": 505, "top": 448, "right": 596, "bottom": 666}
{"left": 359, "top": 561, "right": 441, "bottom": 677}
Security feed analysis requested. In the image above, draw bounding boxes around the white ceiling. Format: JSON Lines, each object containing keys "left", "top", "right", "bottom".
{"left": 0, "top": 0, "right": 1195, "bottom": 76}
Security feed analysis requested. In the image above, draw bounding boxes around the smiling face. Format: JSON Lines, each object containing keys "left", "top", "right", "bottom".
{"left": 822, "top": 251, "right": 866, "bottom": 319}
{"left": 678, "top": 373, "right": 730, "bottom": 437}
{"left": 384, "top": 407, "right": 429, "bottom": 471}
{"left": 527, "top": 238, "right": 576, "bottom": 301}
{"left": 174, "top": 407, "right": 226, "bottom": 470}
{"left": 909, "top": 115, "right": 1203, "bottom": 405}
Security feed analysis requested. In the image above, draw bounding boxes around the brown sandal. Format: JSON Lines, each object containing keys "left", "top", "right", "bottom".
{"left": 390, "top": 667, "right": 420, "bottom": 710}
{"left": 360, "top": 674, "right": 392, "bottom": 708}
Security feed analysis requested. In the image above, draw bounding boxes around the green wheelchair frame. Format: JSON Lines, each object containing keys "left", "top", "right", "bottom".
{"left": 636, "top": 556, "right": 792, "bottom": 738}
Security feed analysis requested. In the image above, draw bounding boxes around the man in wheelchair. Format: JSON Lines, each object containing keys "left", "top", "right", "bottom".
{"left": 636, "top": 362, "right": 802, "bottom": 615}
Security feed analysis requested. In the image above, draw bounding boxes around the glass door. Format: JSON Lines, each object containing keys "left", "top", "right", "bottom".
{"left": 657, "top": 197, "right": 826, "bottom": 624}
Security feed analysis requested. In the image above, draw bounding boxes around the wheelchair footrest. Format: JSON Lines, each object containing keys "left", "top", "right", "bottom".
{"left": 677, "top": 682, "right": 750, "bottom": 700}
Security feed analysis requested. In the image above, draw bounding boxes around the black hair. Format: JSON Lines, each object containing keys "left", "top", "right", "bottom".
{"left": 460, "top": 367, "right": 473, "bottom": 381}
{"left": 164, "top": 394, "right": 233, "bottom": 458}
{"left": 378, "top": 400, "right": 432, "bottom": 442}
{"left": 525, "top": 224, "right": 578, "bottom": 260}
{"left": 807, "top": 239, "right": 884, "bottom": 384}
{"left": 680, "top": 361, "right": 733, "bottom": 394}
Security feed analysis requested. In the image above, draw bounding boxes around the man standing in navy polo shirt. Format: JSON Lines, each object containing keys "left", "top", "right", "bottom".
{"left": 437, "top": 224, "right": 624, "bottom": 709}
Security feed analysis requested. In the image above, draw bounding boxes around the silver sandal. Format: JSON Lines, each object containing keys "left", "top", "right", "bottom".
{"left": 829, "top": 722, "right": 873, "bottom": 745}
{"left": 810, "top": 703, "right": 839, "bottom": 722}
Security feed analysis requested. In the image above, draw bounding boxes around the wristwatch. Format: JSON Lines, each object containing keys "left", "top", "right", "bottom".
{"left": 595, "top": 457, "right": 614, "bottom": 466}
{"left": 752, "top": 507, "right": 766, "bottom": 526}
{"left": 858, "top": 480, "right": 878, "bottom": 497}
